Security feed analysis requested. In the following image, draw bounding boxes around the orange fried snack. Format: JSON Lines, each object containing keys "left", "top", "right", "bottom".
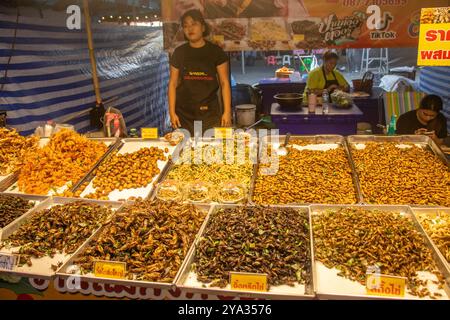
{"left": 0, "top": 128, "right": 39, "bottom": 175}
{"left": 18, "top": 129, "right": 107, "bottom": 195}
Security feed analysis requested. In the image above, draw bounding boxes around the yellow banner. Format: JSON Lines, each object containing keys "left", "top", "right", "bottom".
{"left": 417, "top": 7, "right": 450, "bottom": 66}
{"left": 141, "top": 127, "right": 159, "bottom": 139}
{"left": 94, "top": 261, "right": 127, "bottom": 279}
{"left": 230, "top": 272, "right": 268, "bottom": 292}
{"left": 366, "top": 274, "right": 406, "bottom": 297}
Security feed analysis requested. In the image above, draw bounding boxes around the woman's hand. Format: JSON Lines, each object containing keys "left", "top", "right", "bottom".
{"left": 327, "top": 84, "right": 339, "bottom": 92}
{"left": 414, "top": 128, "right": 428, "bottom": 135}
{"left": 221, "top": 111, "right": 232, "bottom": 127}
{"left": 170, "top": 113, "right": 181, "bottom": 129}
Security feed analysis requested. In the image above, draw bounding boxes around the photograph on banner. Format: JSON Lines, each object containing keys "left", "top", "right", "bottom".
{"left": 162, "top": 0, "right": 449, "bottom": 51}
{"left": 417, "top": 7, "right": 450, "bottom": 66}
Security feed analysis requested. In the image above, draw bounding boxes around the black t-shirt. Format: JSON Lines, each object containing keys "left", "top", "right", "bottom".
{"left": 396, "top": 110, "right": 448, "bottom": 138}
{"left": 170, "top": 41, "right": 228, "bottom": 106}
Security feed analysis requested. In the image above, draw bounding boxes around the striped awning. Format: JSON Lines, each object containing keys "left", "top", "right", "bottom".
{"left": 0, "top": 10, "right": 170, "bottom": 136}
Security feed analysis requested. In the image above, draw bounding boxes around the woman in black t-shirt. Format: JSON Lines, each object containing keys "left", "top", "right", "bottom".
{"left": 396, "top": 94, "right": 448, "bottom": 146}
{"left": 168, "top": 9, "right": 232, "bottom": 136}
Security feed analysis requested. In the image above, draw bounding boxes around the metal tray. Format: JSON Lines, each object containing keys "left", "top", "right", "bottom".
{"left": 347, "top": 135, "right": 449, "bottom": 167}
{"left": 250, "top": 135, "right": 363, "bottom": 205}
{"left": 0, "top": 193, "right": 49, "bottom": 239}
{"left": 310, "top": 204, "right": 450, "bottom": 300}
{"left": 73, "top": 138, "right": 180, "bottom": 201}
{"left": 2, "top": 138, "right": 119, "bottom": 196}
{"left": 411, "top": 207, "right": 450, "bottom": 276}
{"left": 155, "top": 138, "right": 257, "bottom": 205}
{"left": 0, "top": 173, "right": 17, "bottom": 192}
{"left": 176, "top": 204, "right": 316, "bottom": 300}
{"left": 56, "top": 202, "right": 213, "bottom": 290}
{"left": 347, "top": 135, "right": 450, "bottom": 206}
{"left": 0, "top": 197, "right": 123, "bottom": 279}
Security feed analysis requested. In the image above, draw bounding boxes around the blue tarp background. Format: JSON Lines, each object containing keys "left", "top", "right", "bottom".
{"left": 0, "top": 9, "right": 170, "bottom": 136}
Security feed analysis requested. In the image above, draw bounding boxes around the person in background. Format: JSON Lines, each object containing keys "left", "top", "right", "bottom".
{"left": 303, "top": 50, "right": 349, "bottom": 100}
{"left": 396, "top": 94, "right": 448, "bottom": 146}
{"left": 168, "top": 9, "right": 232, "bottom": 136}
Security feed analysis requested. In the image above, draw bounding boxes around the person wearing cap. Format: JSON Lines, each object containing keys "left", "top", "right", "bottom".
{"left": 396, "top": 94, "right": 448, "bottom": 146}
{"left": 303, "top": 50, "right": 349, "bottom": 100}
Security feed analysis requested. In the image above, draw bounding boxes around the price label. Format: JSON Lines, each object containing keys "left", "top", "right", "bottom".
{"left": 214, "top": 127, "right": 233, "bottom": 139}
{"left": 229, "top": 272, "right": 268, "bottom": 292}
{"left": 94, "top": 260, "right": 127, "bottom": 279}
{"left": 366, "top": 273, "right": 406, "bottom": 297}
{"left": 213, "top": 35, "right": 225, "bottom": 43}
{"left": 293, "top": 34, "right": 305, "bottom": 42}
{"left": 0, "top": 253, "right": 19, "bottom": 271}
{"left": 141, "top": 128, "right": 158, "bottom": 139}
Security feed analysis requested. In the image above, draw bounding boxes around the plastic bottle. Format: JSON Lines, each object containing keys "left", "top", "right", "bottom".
{"left": 387, "top": 115, "right": 397, "bottom": 136}
{"left": 129, "top": 128, "right": 138, "bottom": 138}
{"left": 322, "top": 90, "right": 329, "bottom": 114}
{"left": 44, "top": 120, "right": 55, "bottom": 137}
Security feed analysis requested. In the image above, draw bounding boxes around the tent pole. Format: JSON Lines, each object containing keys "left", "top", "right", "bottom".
{"left": 83, "top": 0, "right": 102, "bottom": 105}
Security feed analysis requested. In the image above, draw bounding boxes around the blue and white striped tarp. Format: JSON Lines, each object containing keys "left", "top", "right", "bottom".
{"left": 0, "top": 10, "right": 170, "bottom": 136}
{"left": 419, "top": 67, "right": 450, "bottom": 133}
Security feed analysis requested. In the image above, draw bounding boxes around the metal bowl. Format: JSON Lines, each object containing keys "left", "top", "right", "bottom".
{"left": 274, "top": 93, "right": 303, "bottom": 110}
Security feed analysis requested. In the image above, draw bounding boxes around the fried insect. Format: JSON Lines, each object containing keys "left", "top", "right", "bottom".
{"left": 2, "top": 201, "right": 112, "bottom": 263}
{"left": 195, "top": 206, "right": 311, "bottom": 289}
{"left": 0, "top": 195, "right": 34, "bottom": 228}
{"left": 74, "top": 200, "right": 206, "bottom": 282}
{"left": 351, "top": 142, "right": 449, "bottom": 206}
{"left": 313, "top": 207, "right": 446, "bottom": 298}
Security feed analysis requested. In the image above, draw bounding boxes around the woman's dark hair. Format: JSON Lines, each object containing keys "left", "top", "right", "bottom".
{"left": 420, "top": 94, "right": 443, "bottom": 112}
{"left": 181, "top": 9, "right": 210, "bottom": 40}
{"left": 323, "top": 50, "right": 339, "bottom": 62}
{"left": 419, "top": 94, "right": 444, "bottom": 134}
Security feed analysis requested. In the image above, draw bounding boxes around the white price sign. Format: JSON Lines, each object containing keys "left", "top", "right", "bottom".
{"left": 0, "top": 253, "right": 19, "bottom": 271}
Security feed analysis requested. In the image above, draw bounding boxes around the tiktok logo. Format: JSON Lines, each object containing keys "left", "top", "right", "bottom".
{"left": 66, "top": 5, "right": 81, "bottom": 30}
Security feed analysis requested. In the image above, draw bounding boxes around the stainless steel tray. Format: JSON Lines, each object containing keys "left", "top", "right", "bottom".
{"left": 156, "top": 138, "right": 257, "bottom": 205}
{"left": 0, "top": 197, "right": 123, "bottom": 279}
{"left": 411, "top": 207, "right": 450, "bottom": 276}
{"left": 176, "top": 204, "right": 315, "bottom": 300}
{"left": 2, "top": 138, "right": 120, "bottom": 196}
{"left": 0, "top": 193, "right": 49, "bottom": 239}
{"left": 310, "top": 204, "right": 450, "bottom": 300}
{"left": 74, "top": 138, "right": 181, "bottom": 202}
{"left": 347, "top": 135, "right": 449, "bottom": 167}
{"left": 250, "top": 135, "right": 362, "bottom": 205}
{"left": 56, "top": 202, "right": 213, "bottom": 290}
{"left": 347, "top": 135, "right": 450, "bottom": 206}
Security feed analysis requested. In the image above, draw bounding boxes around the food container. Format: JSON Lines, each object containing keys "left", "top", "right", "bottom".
{"left": 176, "top": 204, "right": 315, "bottom": 300}
{"left": 0, "top": 193, "right": 48, "bottom": 239}
{"left": 0, "top": 197, "right": 122, "bottom": 279}
{"left": 217, "top": 180, "right": 246, "bottom": 204}
{"left": 76, "top": 138, "right": 179, "bottom": 201}
{"left": 250, "top": 135, "right": 362, "bottom": 205}
{"left": 155, "top": 179, "right": 183, "bottom": 202}
{"left": 56, "top": 202, "right": 213, "bottom": 289}
{"left": 186, "top": 181, "right": 211, "bottom": 204}
{"left": 412, "top": 207, "right": 450, "bottom": 275}
{"left": 311, "top": 204, "right": 450, "bottom": 300}
{"left": 347, "top": 135, "right": 449, "bottom": 206}
{"left": 274, "top": 93, "right": 303, "bottom": 110}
